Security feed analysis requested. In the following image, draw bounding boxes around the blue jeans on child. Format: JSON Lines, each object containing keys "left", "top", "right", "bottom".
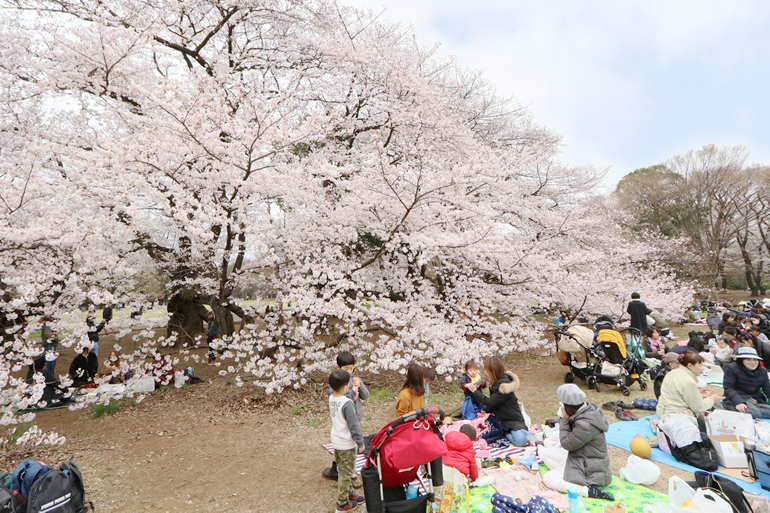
{"left": 505, "top": 429, "right": 529, "bottom": 446}
{"left": 43, "top": 345, "right": 57, "bottom": 375}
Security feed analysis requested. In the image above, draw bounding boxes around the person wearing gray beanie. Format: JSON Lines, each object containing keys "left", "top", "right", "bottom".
{"left": 542, "top": 384, "right": 614, "bottom": 502}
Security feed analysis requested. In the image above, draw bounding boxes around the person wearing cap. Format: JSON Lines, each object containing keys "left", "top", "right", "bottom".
{"left": 541, "top": 384, "right": 614, "bottom": 501}
{"left": 722, "top": 347, "right": 770, "bottom": 418}
{"left": 656, "top": 352, "right": 722, "bottom": 419}
{"left": 86, "top": 315, "right": 106, "bottom": 359}
{"left": 653, "top": 352, "right": 680, "bottom": 400}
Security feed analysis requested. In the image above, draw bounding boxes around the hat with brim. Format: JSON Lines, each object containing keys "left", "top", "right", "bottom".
{"left": 735, "top": 347, "right": 762, "bottom": 361}
{"left": 662, "top": 352, "right": 679, "bottom": 364}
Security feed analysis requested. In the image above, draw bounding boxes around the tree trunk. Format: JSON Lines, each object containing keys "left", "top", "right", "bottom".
{"left": 167, "top": 292, "right": 209, "bottom": 346}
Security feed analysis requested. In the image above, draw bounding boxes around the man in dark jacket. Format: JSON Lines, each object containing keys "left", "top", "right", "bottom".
{"left": 722, "top": 347, "right": 770, "bottom": 418}
{"left": 626, "top": 292, "right": 651, "bottom": 334}
{"left": 25, "top": 356, "right": 71, "bottom": 409}
{"left": 86, "top": 315, "right": 106, "bottom": 358}
{"left": 69, "top": 345, "right": 98, "bottom": 387}
{"left": 653, "top": 352, "right": 680, "bottom": 399}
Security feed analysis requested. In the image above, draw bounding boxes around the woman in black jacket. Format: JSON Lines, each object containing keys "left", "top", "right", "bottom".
{"left": 467, "top": 357, "right": 529, "bottom": 446}
{"left": 722, "top": 347, "right": 770, "bottom": 418}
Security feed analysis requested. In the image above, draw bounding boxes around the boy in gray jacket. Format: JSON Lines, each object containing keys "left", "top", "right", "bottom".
{"left": 542, "top": 384, "right": 615, "bottom": 501}
{"left": 323, "top": 352, "right": 370, "bottom": 485}
{"left": 329, "top": 369, "right": 365, "bottom": 512}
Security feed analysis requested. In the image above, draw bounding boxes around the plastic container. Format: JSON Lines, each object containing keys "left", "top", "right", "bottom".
{"left": 406, "top": 485, "right": 418, "bottom": 499}
{"left": 472, "top": 475, "right": 495, "bottom": 487}
{"left": 567, "top": 487, "right": 582, "bottom": 513}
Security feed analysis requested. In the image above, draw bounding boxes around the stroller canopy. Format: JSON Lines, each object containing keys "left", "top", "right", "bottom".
{"left": 558, "top": 326, "right": 595, "bottom": 363}
{"left": 597, "top": 329, "right": 627, "bottom": 359}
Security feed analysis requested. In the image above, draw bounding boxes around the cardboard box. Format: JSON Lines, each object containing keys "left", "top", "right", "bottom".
{"left": 710, "top": 435, "right": 749, "bottom": 468}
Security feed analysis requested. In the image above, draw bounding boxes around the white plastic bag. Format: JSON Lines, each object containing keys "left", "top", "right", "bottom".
{"left": 660, "top": 414, "right": 702, "bottom": 449}
{"left": 127, "top": 374, "right": 154, "bottom": 394}
{"left": 519, "top": 402, "right": 532, "bottom": 428}
{"left": 705, "top": 410, "right": 756, "bottom": 439}
{"left": 619, "top": 455, "right": 661, "bottom": 486}
{"left": 669, "top": 476, "right": 696, "bottom": 512}
{"left": 538, "top": 446, "right": 568, "bottom": 471}
{"left": 692, "top": 488, "right": 733, "bottom": 513}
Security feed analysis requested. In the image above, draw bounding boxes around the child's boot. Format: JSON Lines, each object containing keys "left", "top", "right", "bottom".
{"left": 322, "top": 461, "right": 338, "bottom": 480}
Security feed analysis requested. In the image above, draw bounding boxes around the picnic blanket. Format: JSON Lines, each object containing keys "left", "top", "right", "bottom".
{"left": 606, "top": 416, "right": 770, "bottom": 498}
{"left": 581, "top": 476, "right": 668, "bottom": 513}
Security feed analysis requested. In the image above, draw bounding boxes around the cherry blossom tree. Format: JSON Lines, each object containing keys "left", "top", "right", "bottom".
{"left": 0, "top": 0, "right": 693, "bottom": 400}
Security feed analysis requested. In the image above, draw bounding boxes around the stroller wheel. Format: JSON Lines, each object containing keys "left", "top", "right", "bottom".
{"left": 564, "top": 372, "right": 575, "bottom": 383}
{"left": 621, "top": 386, "right": 631, "bottom": 396}
{"left": 586, "top": 376, "right": 597, "bottom": 390}
{"left": 639, "top": 380, "right": 648, "bottom": 391}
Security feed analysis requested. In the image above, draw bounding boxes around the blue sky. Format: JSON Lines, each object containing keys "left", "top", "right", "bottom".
{"left": 347, "top": 0, "right": 770, "bottom": 187}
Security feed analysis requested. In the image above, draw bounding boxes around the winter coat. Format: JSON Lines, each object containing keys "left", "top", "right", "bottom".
{"left": 443, "top": 431, "right": 479, "bottom": 481}
{"left": 86, "top": 320, "right": 105, "bottom": 343}
{"left": 471, "top": 372, "right": 526, "bottom": 432}
{"left": 69, "top": 352, "right": 98, "bottom": 384}
{"left": 395, "top": 387, "right": 425, "bottom": 418}
{"left": 656, "top": 366, "right": 714, "bottom": 419}
{"left": 559, "top": 403, "right": 611, "bottom": 487}
{"left": 653, "top": 363, "right": 673, "bottom": 400}
{"left": 327, "top": 373, "right": 370, "bottom": 424}
{"left": 722, "top": 361, "right": 770, "bottom": 408}
{"left": 627, "top": 300, "right": 651, "bottom": 334}
{"left": 641, "top": 337, "right": 664, "bottom": 360}
{"left": 706, "top": 314, "right": 721, "bottom": 331}
{"left": 207, "top": 318, "right": 219, "bottom": 337}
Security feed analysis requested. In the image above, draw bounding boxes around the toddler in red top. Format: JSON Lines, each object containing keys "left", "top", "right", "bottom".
{"left": 443, "top": 424, "right": 479, "bottom": 482}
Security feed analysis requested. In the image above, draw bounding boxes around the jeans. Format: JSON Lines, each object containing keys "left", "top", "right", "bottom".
{"left": 725, "top": 398, "right": 770, "bottom": 419}
{"left": 334, "top": 448, "right": 356, "bottom": 506}
{"left": 43, "top": 345, "right": 57, "bottom": 375}
{"left": 505, "top": 429, "right": 530, "bottom": 447}
{"left": 92, "top": 341, "right": 99, "bottom": 359}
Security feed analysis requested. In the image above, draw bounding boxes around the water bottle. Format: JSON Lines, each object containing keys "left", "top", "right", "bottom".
{"left": 406, "top": 485, "right": 418, "bottom": 499}
{"left": 567, "top": 487, "right": 581, "bottom": 513}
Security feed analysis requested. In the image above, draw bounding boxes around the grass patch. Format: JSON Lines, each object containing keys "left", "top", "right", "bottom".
{"left": 290, "top": 402, "right": 309, "bottom": 415}
{"left": 91, "top": 403, "right": 121, "bottom": 418}
{"left": 304, "top": 417, "right": 322, "bottom": 428}
{"left": 97, "top": 473, "right": 113, "bottom": 479}
{"left": 367, "top": 388, "right": 392, "bottom": 402}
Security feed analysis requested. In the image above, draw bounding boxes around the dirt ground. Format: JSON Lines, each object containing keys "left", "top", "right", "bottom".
{"left": 0, "top": 319, "right": 723, "bottom": 513}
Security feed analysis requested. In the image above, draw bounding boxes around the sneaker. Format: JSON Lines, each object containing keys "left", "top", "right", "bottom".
{"left": 615, "top": 401, "right": 634, "bottom": 410}
{"left": 322, "top": 466, "right": 339, "bottom": 481}
{"left": 350, "top": 474, "right": 362, "bottom": 488}
{"left": 336, "top": 499, "right": 358, "bottom": 512}
{"left": 615, "top": 408, "right": 638, "bottom": 421}
{"left": 349, "top": 492, "right": 365, "bottom": 503}
{"left": 602, "top": 401, "right": 618, "bottom": 411}
{"left": 587, "top": 484, "right": 615, "bottom": 501}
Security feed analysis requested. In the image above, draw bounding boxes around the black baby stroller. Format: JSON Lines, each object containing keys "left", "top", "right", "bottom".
{"left": 594, "top": 326, "right": 649, "bottom": 395}
{"left": 362, "top": 407, "right": 446, "bottom": 513}
{"left": 555, "top": 325, "right": 601, "bottom": 389}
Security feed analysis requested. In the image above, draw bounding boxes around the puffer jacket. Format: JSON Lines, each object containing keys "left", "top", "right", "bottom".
{"left": 723, "top": 361, "right": 770, "bottom": 408}
{"left": 443, "top": 431, "right": 479, "bottom": 481}
{"left": 471, "top": 372, "right": 526, "bottom": 432}
{"left": 559, "top": 403, "right": 611, "bottom": 487}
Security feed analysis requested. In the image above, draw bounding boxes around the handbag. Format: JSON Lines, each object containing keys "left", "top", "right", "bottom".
{"left": 692, "top": 471, "right": 752, "bottom": 513}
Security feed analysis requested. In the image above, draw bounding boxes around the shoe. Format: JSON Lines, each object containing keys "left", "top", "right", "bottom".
{"left": 615, "top": 401, "right": 634, "bottom": 410}
{"left": 322, "top": 464, "right": 339, "bottom": 481}
{"left": 647, "top": 436, "right": 659, "bottom": 448}
{"left": 350, "top": 474, "right": 362, "bottom": 488}
{"left": 336, "top": 499, "right": 358, "bottom": 512}
{"left": 602, "top": 401, "right": 618, "bottom": 411}
{"left": 615, "top": 408, "right": 638, "bottom": 421}
{"left": 587, "top": 484, "right": 615, "bottom": 501}
{"left": 349, "top": 492, "right": 365, "bottom": 503}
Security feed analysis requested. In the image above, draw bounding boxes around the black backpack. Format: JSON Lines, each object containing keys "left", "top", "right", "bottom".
{"left": 691, "top": 471, "right": 752, "bottom": 513}
{"left": 668, "top": 432, "right": 719, "bottom": 471}
{"left": 0, "top": 485, "right": 19, "bottom": 513}
{"left": 25, "top": 461, "right": 90, "bottom": 513}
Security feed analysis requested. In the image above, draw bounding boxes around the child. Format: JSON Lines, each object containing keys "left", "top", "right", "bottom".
{"left": 460, "top": 360, "right": 487, "bottom": 419}
{"left": 323, "top": 352, "right": 369, "bottom": 486}
{"left": 395, "top": 363, "right": 426, "bottom": 417}
{"left": 750, "top": 325, "right": 770, "bottom": 345}
{"left": 443, "top": 424, "right": 479, "bottom": 482}
{"left": 424, "top": 367, "right": 436, "bottom": 405}
{"left": 712, "top": 337, "right": 734, "bottom": 366}
{"left": 329, "top": 369, "right": 366, "bottom": 512}
{"left": 541, "top": 384, "right": 614, "bottom": 501}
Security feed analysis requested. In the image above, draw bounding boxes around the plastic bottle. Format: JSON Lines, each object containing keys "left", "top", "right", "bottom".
{"left": 406, "top": 485, "right": 418, "bottom": 499}
{"left": 567, "top": 487, "right": 581, "bottom": 513}
{"left": 472, "top": 475, "right": 496, "bottom": 487}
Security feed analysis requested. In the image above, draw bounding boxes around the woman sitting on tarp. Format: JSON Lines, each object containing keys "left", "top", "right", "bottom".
{"left": 656, "top": 351, "right": 721, "bottom": 419}
{"left": 24, "top": 356, "right": 71, "bottom": 409}
{"left": 722, "top": 347, "right": 770, "bottom": 419}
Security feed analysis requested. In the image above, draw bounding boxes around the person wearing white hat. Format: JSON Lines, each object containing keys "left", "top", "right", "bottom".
{"left": 540, "top": 384, "right": 615, "bottom": 501}
{"left": 722, "top": 347, "right": 770, "bottom": 418}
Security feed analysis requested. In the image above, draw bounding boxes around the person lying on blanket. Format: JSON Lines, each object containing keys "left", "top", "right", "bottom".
{"left": 542, "top": 384, "right": 615, "bottom": 502}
